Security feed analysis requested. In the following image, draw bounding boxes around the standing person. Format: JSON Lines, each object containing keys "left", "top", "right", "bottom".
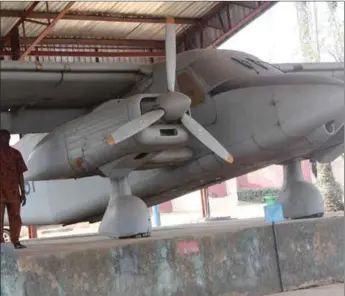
{"left": 0, "top": 129, "right": 28, "bottom": 249}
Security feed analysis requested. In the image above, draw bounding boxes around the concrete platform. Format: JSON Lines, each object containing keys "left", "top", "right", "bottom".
{"left": 1, "top": 213, "right": 344, "bottom": 296}
{"left": 269, "top": 284, "right": 344, "bottom": 296}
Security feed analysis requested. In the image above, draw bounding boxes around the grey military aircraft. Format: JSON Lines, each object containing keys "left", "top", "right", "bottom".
{"left": 1, "top": 19, "right": 344, "bottom": 239}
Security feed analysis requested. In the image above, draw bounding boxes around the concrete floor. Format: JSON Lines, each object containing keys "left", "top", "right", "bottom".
{"left": 23, "top": 201, "right": 265, "bottom": 240}
{"left": 20, "top": 212, "right": 343, "bottom": 257}
{"left": 20, "top": 216, "right": 267, "bottom": 256}
{"left": 269, "top": 284, "right": 344, "bottom": 296}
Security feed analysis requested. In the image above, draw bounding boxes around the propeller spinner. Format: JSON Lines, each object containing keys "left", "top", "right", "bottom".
{"left": 107, "top": 17, "right": 234, "bottom": 164}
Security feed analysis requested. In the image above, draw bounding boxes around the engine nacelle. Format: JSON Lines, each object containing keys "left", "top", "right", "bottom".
{"left": 306, "top": 121, "right": 336, "bottom": 146}
{"left": 25, "top": 94, "right": 191, "bottom": 181}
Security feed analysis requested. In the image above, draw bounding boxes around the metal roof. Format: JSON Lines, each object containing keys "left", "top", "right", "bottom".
{"left": 0, "top": 1, "right": 276, "bottom": 63}
{"left": 1, "top": 2, "right": 217, "bottom": 38}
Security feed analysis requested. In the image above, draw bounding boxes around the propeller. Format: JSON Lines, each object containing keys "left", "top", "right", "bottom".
{"left": 181, "top": 114, "right": 233, "bottom": 163}
{"left": 106, "top": 109, "right": 165, "bottom": 145}
{"left": 163, "top": 17, "right": 233, "bottom": 164}
{"left": 165, "top": 16, "right": 176, "bottom": 92}
{"left": 106, "top": 17, "right": 234, "bottom": 164}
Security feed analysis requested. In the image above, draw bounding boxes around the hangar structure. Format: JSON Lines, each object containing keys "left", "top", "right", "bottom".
{"left": 0, "top": 1, "right": 277, "bottom": 229}
{"left": 1, "top": 1, "right": 344, "bottom": 238}
{"left": 0, "top": 1, "right": 276, "bottom": 63}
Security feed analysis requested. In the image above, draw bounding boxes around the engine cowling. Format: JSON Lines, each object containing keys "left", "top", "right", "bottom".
{"left": 25, "top": 94, "right": 191, "bottom": 181}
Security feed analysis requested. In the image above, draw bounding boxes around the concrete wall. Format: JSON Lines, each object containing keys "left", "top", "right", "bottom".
{"left": 168, "top": 179, "right": 238, "bottom": 215}
{"left": 2, "top": 214, "right": 343, "bottom": 296}
{"left": 171, "top": 191, "right": 202, "bottom": 213}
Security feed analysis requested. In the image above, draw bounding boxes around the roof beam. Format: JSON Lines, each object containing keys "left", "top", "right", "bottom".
{"left": 15, "top": 37, "right": 165, "bottom": 49}
{"left": 1, "top": 50, "right": 165, "bottom": 58}
{"left": 177, "top": 1, "right": 276, "bottom": 52}
{"left": 2, "top": 2, "right": 40, "bottom": 45}
{"left": 25, "top": 18, "right": 50, "bottom": 26}
{"left": 209, "top": 1, "right": 275, "bottom": 47}
{"left": 0, "top": 9, "right": 199, "bottom": 25}
{"left": 20, "top": 2, "right": 75, "bottom": 60}
{"left": 229, "top": 1, "right": 259, "bottom": 9}
{"left": 177, "top": 2, "right": 228, "bottom": 45}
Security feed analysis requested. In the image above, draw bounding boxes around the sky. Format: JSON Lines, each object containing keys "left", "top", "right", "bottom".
{"left": 9, "top": 1, "right": 344, "bottom": 145}
{"left": 219, "top": 1, "right": 344, "bottom": 63}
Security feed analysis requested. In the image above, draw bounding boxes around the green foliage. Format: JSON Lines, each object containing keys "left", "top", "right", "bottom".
{"left": 327, "top": 1, "right": 344, "bottom": 62}
{"left": 295, "top": 2, "right": 344, "bottom": 62}
{"left": 296, "top": 1, "right": 344, "bottom": 212}
{"left": 316, "top": 162, "right": 344, "bottom": 211}
{"left": 296, "top": 2, "right": 320, "bottom": 62}
{"left": 237, "top": 188, "right": 280, "bottom": 204}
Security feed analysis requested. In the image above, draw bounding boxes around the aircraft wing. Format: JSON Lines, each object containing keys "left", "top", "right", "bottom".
{"left": 0, "top": 60, "right": 152, "bottom": 133}
{"left": 274, "top": 62, "right": 344, "bottom": 82}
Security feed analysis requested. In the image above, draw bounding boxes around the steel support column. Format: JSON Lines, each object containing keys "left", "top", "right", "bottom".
{"left": 152, "top": 205, "right": 161, "bottom": 227}
{"left": 9, "top": 27, "right": 20, "bottom": 60}
{"left": 201, "top": 188, "right": 210, "bottom": 218}
{"left": 28, "top": 226, "right": 38, "bottom": 239}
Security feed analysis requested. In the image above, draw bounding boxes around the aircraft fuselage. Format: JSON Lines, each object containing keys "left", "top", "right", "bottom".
{"left": 5, "top": 50, "right": 344, "bottom": 226}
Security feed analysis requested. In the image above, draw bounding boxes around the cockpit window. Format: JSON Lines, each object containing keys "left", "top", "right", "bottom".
{"left": 246, "top": 58, "right": 269, "bottom": 70}
{"left": 266, "top": 62, "right": 283, "bottom": 72}
{"left": 188, "top": 51, "right": 284, "bottom": 92}
{"left": 176, "top": 71, "right": 205, "bottom": 106}
{"left": 231, "top": 57, "right": 260, "bottom": 74}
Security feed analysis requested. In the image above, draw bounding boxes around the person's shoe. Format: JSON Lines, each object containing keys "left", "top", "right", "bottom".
{"left": 13, "top": 242, "right": 27, "bottom": 249}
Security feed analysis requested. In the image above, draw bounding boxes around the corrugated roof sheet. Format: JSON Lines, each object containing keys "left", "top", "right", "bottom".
{"left": 0, "top": 1, "right": 29, "bottom": 10}
{"left": 38, "top": 2, "right": 218, "bottom": 18}
{"left": 0, "top": 1, "right": 273, "bottom": 64}
{"left": 1, "top": 1, "right": 218, "bottom": 39}
{"left": 0, "top": 1, "right": 30, "bottom": 36}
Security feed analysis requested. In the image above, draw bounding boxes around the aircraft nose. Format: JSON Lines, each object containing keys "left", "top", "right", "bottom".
{"left": 210, "top": 73, "right": 343, "bottom": 152}
{"left": 214, "top": 73, "right": 343, "bottom": 136}
{"left": 274, "top": 74, "right": 344, "bottom": 138}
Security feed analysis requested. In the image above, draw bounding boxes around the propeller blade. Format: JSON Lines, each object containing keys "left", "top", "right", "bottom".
{"left": 181, "top": 113, "right": 234, "bottom": 164}
{"left": 106, "top": 109, "right": 165, "bottom": 145}
{"left": 165, "top": 16, "right": 176, "bottom": 92}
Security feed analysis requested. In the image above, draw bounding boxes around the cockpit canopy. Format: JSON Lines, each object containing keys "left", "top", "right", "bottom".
{"left": 174, "top": 49, "right": 283, "bottom": 106}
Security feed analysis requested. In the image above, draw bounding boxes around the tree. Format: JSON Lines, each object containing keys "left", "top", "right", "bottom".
{"left": 295, "top": 2, "right": 344, "bottom": 212}
{"left": 326, "top": 2, "right": 344, "bottom": 62}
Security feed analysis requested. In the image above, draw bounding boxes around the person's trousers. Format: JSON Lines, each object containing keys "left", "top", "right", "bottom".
{"left": 0, "top": 202, "right": 22, "bottom": 243}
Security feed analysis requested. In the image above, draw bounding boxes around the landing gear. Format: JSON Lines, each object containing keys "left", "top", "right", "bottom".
{"left": 98, "top": 177, "right": 152, "bottom": 239}
{"left": 278, "top": 160, "right": 324, "bottom": 219}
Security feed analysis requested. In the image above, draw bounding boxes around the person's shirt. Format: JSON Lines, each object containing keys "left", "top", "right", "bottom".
{"left": 0, "top": 147, "right": 28, "bottom": 203}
